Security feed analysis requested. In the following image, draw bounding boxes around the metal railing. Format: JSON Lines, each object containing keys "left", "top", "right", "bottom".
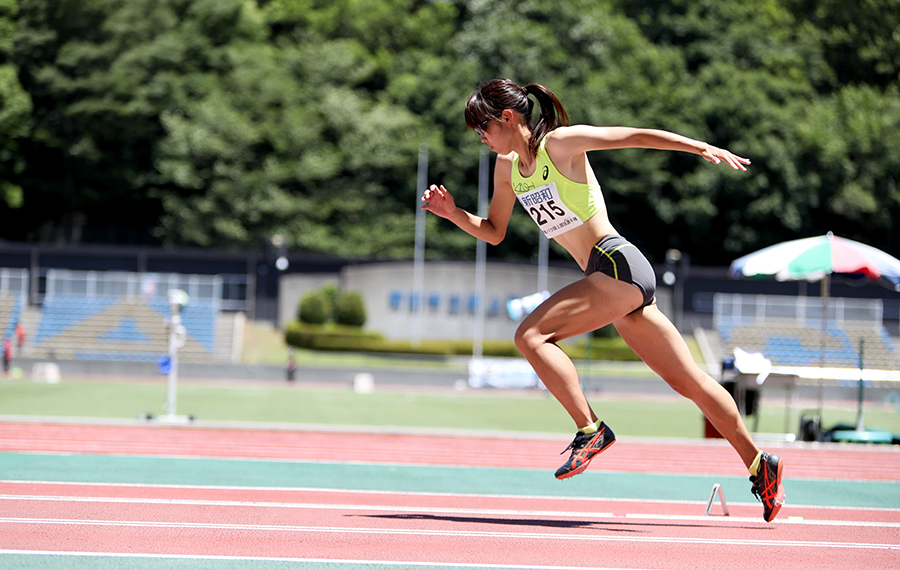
{"left": 43, "top": 269, "right": 228, "bottom": 307}
{"left": 713, "top": 293, "right": 883, "bottom": 331}
{"left": 0, "top": 268, "right": 28, "bottom": 299}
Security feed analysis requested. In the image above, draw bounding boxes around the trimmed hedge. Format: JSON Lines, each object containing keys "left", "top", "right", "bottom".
{"left": 285, "top": 321, "right": 639, "bottom": 360}
{"left": 334, "top": 291, "right": 366, "bottom": 327}
{"left": 285, "top": 321, "right": 522, "bottom": 356}
{"left": 298, "top": 291, "right": 328, "bottom": 324}
{"left": 285, "top": 322, "right": 383, "bottom": 351}
{"left": 297, "top": 285, "right": 367, "bottom": 327}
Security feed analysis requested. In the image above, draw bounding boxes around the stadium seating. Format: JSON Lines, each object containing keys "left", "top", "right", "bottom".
{"left": 30, "top": 295, "right": 217, "bottom": 363}
{"left": 717, "top": 317, "right": 898, "bottom": 370}
{"left": 0, "top": 294, "right": 22, "bottom": 343}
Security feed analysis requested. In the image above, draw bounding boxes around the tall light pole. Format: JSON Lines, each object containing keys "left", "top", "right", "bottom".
{"left": 411, "top": 144, "right": 428, "bottom": 347}
{"left": 473, "top": 146, "right": 490, "bottom": 359}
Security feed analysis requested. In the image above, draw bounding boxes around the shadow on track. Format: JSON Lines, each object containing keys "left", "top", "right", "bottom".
{"left": 353, "top": 513, "right": 768, "bottom": 532}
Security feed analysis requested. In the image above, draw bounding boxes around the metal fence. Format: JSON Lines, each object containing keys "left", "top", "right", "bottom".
{"left": 713, "top": 293, "right": 883, "bottom": 331}
{"left": 43, "top": 269, "right": 225, "bottom": 307}
{"left": 0, "top": 268, "right": 28, "bottom": 299}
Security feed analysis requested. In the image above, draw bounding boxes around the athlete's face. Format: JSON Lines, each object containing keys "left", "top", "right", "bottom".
{"left": 474, "top": 110, "right": 521, "bottom": 154}
{"left": 474, "top": 120, "right": 495, "bottom": 140}
{"left": 474, "top": 119, "right": 506, "bottom": 152}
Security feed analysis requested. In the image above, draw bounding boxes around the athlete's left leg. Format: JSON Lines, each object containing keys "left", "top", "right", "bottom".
{"left": 614, "top": 304, "right": 759, "bottom": 468}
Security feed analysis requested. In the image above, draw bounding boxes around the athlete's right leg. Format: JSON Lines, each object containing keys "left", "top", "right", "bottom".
{"left": 514, "top": 273, "right": 643, "bottom": 429}
{"left": 515, "top": 273, "right": 643, "bottom": 480}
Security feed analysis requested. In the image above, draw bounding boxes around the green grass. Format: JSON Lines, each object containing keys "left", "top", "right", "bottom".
{"left": 2, "top": 379, "right": 898, "bottom": 438}
{"left": 0, "top": 379, "right": 691, "bottom": 436}
{"left": 753, "top": 400, "right": 900, "bottom": 435}
{"left": 240, "top": 319, "right": 290, "bottom": 364}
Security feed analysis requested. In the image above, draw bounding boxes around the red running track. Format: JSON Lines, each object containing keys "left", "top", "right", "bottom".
{"left": 2, "top": 481, "right": 898, "bottom": 570}
{"left": 1, "top": 421, "right": 899, "bottom": 569}
{"left": 1, "top": 421, "right": 898, "bottom": 480}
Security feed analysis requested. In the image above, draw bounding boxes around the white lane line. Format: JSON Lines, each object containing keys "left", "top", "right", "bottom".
{"left": 1, "top": 549, "right": 658, "bottom": 570}
{"left": 1, "top": 517, "right": 899, "bottom": 551}
{"left": 2, "top": 494, "right": 899, "bottom": 530}
{"left": 5, "top": 479, "right": 900, "bottom": 515}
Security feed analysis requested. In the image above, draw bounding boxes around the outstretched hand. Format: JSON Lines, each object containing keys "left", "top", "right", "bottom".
{"left": 701, "top": 145, "right": 751, "bottom": 171}
{"left": 421, "top": 184, "right": 456, "bottom": 218}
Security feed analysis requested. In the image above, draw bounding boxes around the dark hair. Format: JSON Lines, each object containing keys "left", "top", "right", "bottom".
{"left": 465, "top": 78, "right": 569, "bottom": 158}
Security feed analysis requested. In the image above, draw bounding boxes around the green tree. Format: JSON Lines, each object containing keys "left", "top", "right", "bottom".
{"left": 334, "top": 290, "right": 366, "bottom": 327}
{"left": 595, "top": 0, "right": 899, "bottom": 261}
{"left": 296, "top": 284, "right": 366, "bottom": 326}
{"left": 786, "top": 0, "right": 900, "bottom": 90}
{"left": 0, "top": 0, "right": 30, "bottom": 209}
{"left": 4, "top": 0, "right": 264, "bottom": 242}
{"left": 155, "top": 0, "right": 454, "bottom": 255}
{"left": 3, "top": 0, "right": 898, "bottom": 264}
{"left": 298, "top": 290, "right": 327, "bottom": 324}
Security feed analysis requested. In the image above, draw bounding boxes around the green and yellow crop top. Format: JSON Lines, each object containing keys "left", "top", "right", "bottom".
{"left": 510, "top": 135, "right": 604, "bottom": 239}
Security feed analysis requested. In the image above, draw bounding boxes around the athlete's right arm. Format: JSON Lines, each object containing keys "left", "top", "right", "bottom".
{"left": 421, "top": 155, "right": 517, "bottom": 246}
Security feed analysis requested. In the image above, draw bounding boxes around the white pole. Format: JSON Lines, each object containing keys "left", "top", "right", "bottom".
{"left": 165, "top": 310, "right": 180, "bottom": 420}
{"left": 818, "top": 274, "right": 830, "bottom": 416}
{"left": 473, "top": 146, "right": 489, "bottom": 359}
{"left": 411, "top": 144, "right": 428, "bottom": 347}
{"left": 163, "top": 289, "right": 189, "bottom": 424}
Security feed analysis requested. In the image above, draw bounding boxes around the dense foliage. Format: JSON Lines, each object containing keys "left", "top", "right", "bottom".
{"left": 297, "top": 283, "right": 366, "bottom": 326}
{"left": 2, "top": 0, "right": 898, "bottom": 265}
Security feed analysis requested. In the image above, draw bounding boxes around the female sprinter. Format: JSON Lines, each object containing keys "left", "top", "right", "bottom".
{"left": 421, "top": 78, "right": 784, "bottom": 522}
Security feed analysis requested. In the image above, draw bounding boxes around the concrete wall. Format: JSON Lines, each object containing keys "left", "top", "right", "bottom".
{"left": 346, "top": 261, "right": 587, "bottom": 341}
{"left": 279, "top": 260, "right": 676, "bottom": 342}
{"left": 280, "top": 261, "right": 583, "bottom": 341}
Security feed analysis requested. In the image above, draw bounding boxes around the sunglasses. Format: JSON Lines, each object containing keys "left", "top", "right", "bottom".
{"left": 474, "top": 119, "right": 493, "bottom": 138}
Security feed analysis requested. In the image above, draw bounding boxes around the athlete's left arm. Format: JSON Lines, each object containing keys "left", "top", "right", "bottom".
{"left": 548, "top": 125, "right": 751, "bottom": 171}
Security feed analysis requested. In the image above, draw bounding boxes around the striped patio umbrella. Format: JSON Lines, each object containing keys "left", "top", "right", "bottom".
{"left": 730, "top": 232, "right": 900, "bottom": 437}
{"left": 729, "top": 232, "right": 900, "bottom": 292}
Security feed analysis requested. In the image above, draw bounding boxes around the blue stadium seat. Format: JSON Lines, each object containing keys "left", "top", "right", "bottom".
{"left": 35, "top": 296, "right": 117, "bottom": 344}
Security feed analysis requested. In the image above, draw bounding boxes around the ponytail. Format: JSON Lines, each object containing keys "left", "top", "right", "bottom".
{"left": 465, "top": 79, "right": 569, "bottom": 159}
{"left": 523, "top": 83, "right": 569, "bottom": 158}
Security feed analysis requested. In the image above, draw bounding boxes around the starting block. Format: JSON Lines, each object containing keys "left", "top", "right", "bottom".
{"left": 705, "top": 483, "right": 730, "bottom": 516}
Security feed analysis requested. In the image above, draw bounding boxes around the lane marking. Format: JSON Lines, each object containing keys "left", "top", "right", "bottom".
{"left": 5, "top": 449, "right": 897, "bottom": 482}
{"left": 2, "top": 517, "right": 899, "bottom": 550}
{"left": 2, "top": 549, "right": 660, "bottom": 570}
{"left": 0, "top": 449, "right": 562, "bottom": 471}
{"left": 0, "top": 479, "right": 900, "bottom": 525}
{"left": 4, "top": 479, "right": 731, "bottom": 505}
{"left": 5, "top": 480, "right": 900, "bottom": 514}
{"left": 2, "top": 494, "right": 899, "bottom": 529}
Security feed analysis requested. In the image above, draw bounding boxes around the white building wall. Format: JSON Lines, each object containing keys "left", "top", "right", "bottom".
{"left": 279, "top": 260, "right": 674, "bottom": 342}
{"left": 280, "top": 260, "right": 583, "bottom": 341}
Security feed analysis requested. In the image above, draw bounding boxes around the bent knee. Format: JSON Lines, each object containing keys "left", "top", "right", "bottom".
{"left": 513, "top": 324, "right": 532, "bottom": 353}
{"left": 514, "top": 323, "right": 548, "bottom": 355}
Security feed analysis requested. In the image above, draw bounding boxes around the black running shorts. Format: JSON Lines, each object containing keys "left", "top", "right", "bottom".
{"left": 584, "top": 235, "right": 657, "bottom": 314}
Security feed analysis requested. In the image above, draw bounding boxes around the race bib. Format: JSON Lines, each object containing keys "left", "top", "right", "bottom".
{"left": 515, "top": 182, "right": 583, "bottom": 239}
